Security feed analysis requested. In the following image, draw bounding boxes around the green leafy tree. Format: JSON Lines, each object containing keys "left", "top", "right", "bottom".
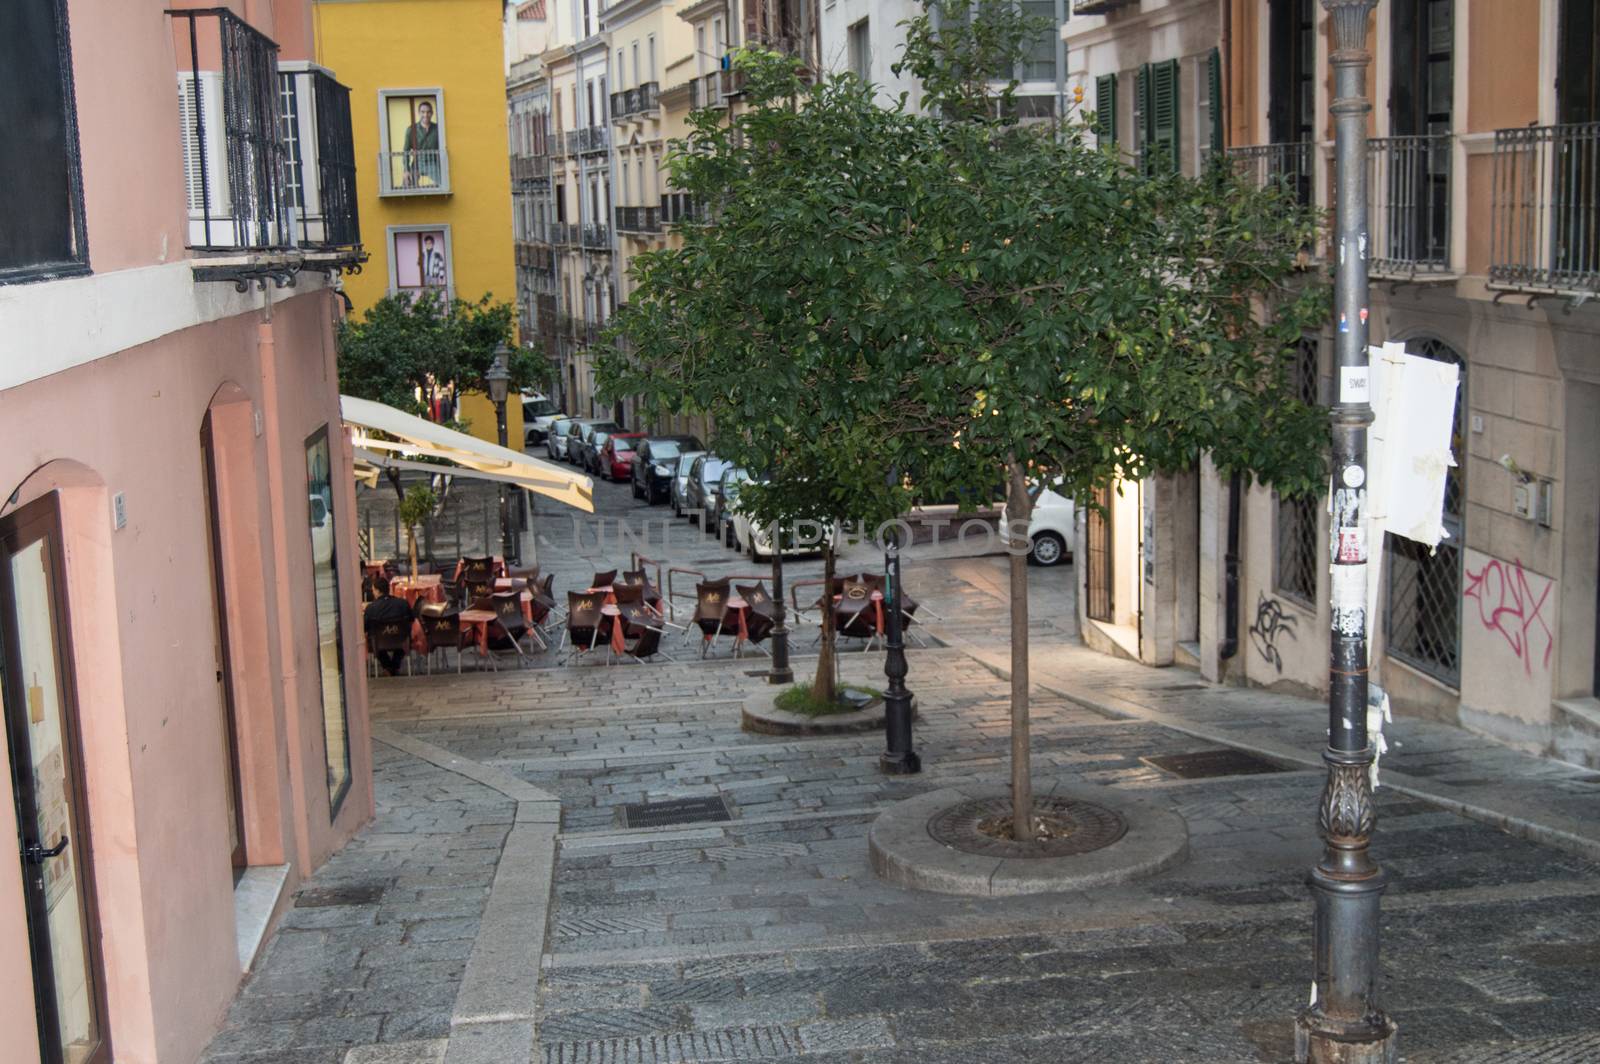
{"left": 601, "top": 9, "right": 1325, "bottom": 831}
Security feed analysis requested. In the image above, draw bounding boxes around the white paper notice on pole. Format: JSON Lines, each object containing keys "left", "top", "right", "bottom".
{"left": 1365, "top": 342, "right": 1458, "bottom": 550}
{"left": 1340, "top": 366, "right": 1371, "bottom": 404}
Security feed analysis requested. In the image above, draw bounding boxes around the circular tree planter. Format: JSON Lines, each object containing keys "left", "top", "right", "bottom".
{"left": 868, "top": 780, "right": 1188, "bottom": 896}
{"left": 741, "top": 685, "right": 917, "bottom": 736}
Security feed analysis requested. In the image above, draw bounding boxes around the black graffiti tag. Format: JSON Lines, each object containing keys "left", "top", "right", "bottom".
{"left": 1248, "top": 593, "right": 1298, "bottom": 673}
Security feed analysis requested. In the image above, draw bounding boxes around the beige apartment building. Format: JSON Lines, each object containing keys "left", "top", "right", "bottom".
{"left": 1069, "top": 0, "right": 1600, "bottom": 770}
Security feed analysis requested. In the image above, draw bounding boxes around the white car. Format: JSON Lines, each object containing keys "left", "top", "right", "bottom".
{"left": 729, "top": 494, "right": 834, "bottom": 561}
{"left": 1001, "top": 482, "right": 1075, "bottom": 567}
{"left": 521, "top": 393, "right": 562, "bottom": 447}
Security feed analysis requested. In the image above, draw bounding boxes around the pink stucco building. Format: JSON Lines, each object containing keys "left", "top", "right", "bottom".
{"left": 0, "top": 2, "right": 372, "bottom": 1061}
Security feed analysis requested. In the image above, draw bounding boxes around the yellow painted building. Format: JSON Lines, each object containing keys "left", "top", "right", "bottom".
{"left": 313, "top": 0, "right": 523, "bottom": 443}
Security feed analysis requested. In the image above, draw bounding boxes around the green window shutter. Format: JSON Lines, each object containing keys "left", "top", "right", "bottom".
{"left": 1207, "top": 48, "right": 1224, "bottom": 155}
{"left": 1151, "top": 58, "right": 1180, "bottom": 174}
{"left": 1135, "top": 63, "right": 1151, "bottom": 172}
{"left": 1095, "top": 73, "right": 1118, "bottom": 145}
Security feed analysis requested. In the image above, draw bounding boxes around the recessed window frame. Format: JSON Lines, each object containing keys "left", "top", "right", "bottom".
{"left": 376, "top": 87, "right": 451, "bottom": 196}
{"left": 385, "top": 223, "right": 455, "bottom": 302}
{"left": 2, "top": 0, "right": 90, "bottom": 285}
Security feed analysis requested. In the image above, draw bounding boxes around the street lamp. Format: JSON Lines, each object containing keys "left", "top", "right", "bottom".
{"left": 1297, "top": 3, "right": 1395, "bottom": 1062}
{"left": 767, "top": 525, "right": 794, "bottom": 686}
{"left": 878, "top": 523, "right": 920, "bottom": 774}
{"left": 486, "top": 342, "right": 518, "bottom": 566}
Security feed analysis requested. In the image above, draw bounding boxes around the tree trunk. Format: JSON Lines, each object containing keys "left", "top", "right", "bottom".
{"left": 1006, "top": 456, "right": 1036, "bottom": 841}
{"left": 407, "top": 527, "right": 419, "bottom": 578}
{"left": 385, "top": 467, "right": 405, "bottom": 500}
{"left": 813, "top": 542, "right": 838, "bottom": 704}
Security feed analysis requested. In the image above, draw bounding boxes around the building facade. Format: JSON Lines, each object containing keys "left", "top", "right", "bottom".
{"left": 1069, "top": 0, "right": 1600, "bottom": 770}
{"left": 313, "top": 0, "right": 523, "bottom": 443}
{"left": 0, "top": 2, "right": 372, "bottom": 1062}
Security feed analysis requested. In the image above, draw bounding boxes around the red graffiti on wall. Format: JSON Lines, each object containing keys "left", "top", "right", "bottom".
{"left": 1463, "top": 557, "right": 1554, "bottom": 675}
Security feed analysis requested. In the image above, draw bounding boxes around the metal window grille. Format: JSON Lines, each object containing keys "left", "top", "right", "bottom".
{"left": 1385, "top": 336, "right": 1465, "bottom": 686}
{"left": 1369, "top": 134, "right": 1453, "bottom": 277}
{"left": 1085, "top": 485, "right": 1114, "bottom": 623}
{"left": 1274, "top": 338, "right": 1321, "bottom": 605}
{"left": 171, "top": 9, "right": 292, "bottom": 251}
{"left": 1489, "top": 121, "right": 1600, "bottom": 296}
{"left": 307, "top": 70, "right": 361, "bottom": 249}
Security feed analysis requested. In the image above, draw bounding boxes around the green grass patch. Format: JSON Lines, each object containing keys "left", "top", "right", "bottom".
{"left": 773, "top": 682, "right": 885, "bottom": 718}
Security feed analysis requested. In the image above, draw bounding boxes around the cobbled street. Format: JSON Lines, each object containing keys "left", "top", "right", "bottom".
{"left": 202, "top": 476, "right": 1600, "bottom": 1064}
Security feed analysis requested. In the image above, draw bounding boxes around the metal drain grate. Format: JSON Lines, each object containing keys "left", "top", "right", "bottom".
{"left": 1141, "top": 749, "right": 1288, "bottom": 779}
{"left": 620, "top": 795, "right": 733, "bottom": 828}
{"left": 295, "top": 883, "right": 386, "bottom": 908}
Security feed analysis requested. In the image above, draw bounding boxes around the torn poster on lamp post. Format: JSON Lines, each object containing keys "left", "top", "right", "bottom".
{"left": 1334, "top": 341, "right": 1460, "bottom": 786}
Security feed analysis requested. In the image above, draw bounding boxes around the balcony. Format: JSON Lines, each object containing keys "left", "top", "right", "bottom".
{"left": 280, "top": 66, "right": 363, "bottom": 255}
{"left": 1072, "top": 0, "right": 1138, "bottom": 13}
{"left": 379, "top": 148, "right": 449, "bottom": 196}
{"left": 660, "top": 192, "right": 702, "bottom": 226}
{"left": 512, "top": 155, "right": 550, "bottom": 183}
{"left": 570, "top": 127, "right": 609, "bottom": 155}
{"left": 616, "top": 206, "right": 661, "bottom": 234}
{"left": 1223, "top": 142, "right": 1315, "bottom": 207}
{"left": 1490, "top": 121, "right": 1600, "bottom": 297}
{"left": 1368, "top": 134, "right": 1453, "bottom": 278}
{"left": 582, "top": 223, "right": 612, "bottom": 250}
{"left": 550, "top": 132, "right": 570, "bottom": 160}
{"left": 549, "top": 222, "right": 578, "bottom": 246}
{"left": 609, "top": 83, "right": 660, "bottom": 122}
{"left": 514, "top": 240, "right": 555, "bottom": 272}
{"left": 689, "top": 72, "right": 727, "bottom": 110}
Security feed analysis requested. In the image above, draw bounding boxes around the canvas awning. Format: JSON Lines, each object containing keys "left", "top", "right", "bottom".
{"left": 341, "top": 394, "right": 594, "bottom": 513}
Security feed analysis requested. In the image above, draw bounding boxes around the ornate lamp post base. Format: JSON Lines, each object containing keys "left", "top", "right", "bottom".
{"left": 879, "top": 530, "right": 920, "bottom": 776}
{"left": 1295, "top": 1014, "right": 1398, "bottom": 1064}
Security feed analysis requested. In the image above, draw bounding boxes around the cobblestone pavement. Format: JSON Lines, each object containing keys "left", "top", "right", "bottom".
{"left": 202, "top": 475, "right": 1600, "bottom": 1063}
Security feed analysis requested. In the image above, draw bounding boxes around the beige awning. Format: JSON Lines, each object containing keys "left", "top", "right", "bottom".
{"left": 341, "top": 394, "right": 594, "bottom": 513}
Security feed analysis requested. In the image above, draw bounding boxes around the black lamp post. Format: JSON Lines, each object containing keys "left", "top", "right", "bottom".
{"left": 1297, "top": 3, "right": 1395, "bottom": 1062}
{"left": 768, "top": 530, "right": 794, "bottom": 685}
{"left": 878, "top": 524, "right": 920, "bottom": 775}
{"left": 486, "top": 343, "right": 518, "bottom": 566}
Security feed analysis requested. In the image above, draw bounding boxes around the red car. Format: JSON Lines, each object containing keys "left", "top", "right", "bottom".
{"left": 599, "top": 433, "right": 646, "bottom": 481}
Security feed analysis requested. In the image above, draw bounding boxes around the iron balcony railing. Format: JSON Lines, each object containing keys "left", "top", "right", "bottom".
{"left": 514, "top": 240, "right": 555, "bottom": 272}
{"left": 616, "top": 206, "right": 661, "bottom": 234}
{"left": 1491, "top": 121, "right": 1600, "bottom": 296}
{"left": 1368, "top": 134, "right": 1453, "bottom": 277}
{"left": 571, "top": 127, "right": 609, "bottom": 155}
{"left": 379, "top": 148, "right": 448, "bottom": 195}
{"left": 172, "top": 8, "right": 293, "bottom": 251}
{"left": 609, "top": 83, "right": 660, "bottom": 121}
{"left": 550, "top": 131, "right": 571, "bottom": 159}
{"left": 549, "top": 222, "right": 578, "bottom": 246}
{"left": 1223, "top": 142, "right": 1315, "bottom": 207}
{"left": 279, "top": 66, "right": 362, "bottom": 252}
{"left": 660, "top": 192, "right": 701, "bottom": 225}
{"left": 581, "top": 223, "right": 611, "bottom": 249}
{"left": 511, "top": 155, "right": 550, "bottom": 182}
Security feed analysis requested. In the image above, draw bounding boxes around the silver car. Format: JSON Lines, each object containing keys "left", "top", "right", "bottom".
{"left": 669, "top": 451, "right": 705, "bottom": 517}
{"left": 545, "top": 417, "right": 576, "bottom": 462}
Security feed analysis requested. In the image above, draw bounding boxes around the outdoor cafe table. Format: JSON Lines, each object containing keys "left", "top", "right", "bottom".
{"left": 390, "top": 574, "right": 444, "bottom": 609}
{"left": 830, "top": 587, "right": 886, "bottom": 636}
{"left": 722, "top": 596, "right": 751, "bottom": 648}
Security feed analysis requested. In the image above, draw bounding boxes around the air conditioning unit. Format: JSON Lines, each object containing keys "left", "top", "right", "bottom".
{"left": 177, "top": 72, "right": 233, "bottom": 247}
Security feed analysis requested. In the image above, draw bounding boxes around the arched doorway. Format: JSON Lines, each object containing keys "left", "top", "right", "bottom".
{"left": 1385, "top": 336, "right": 1466, "bottom": 686}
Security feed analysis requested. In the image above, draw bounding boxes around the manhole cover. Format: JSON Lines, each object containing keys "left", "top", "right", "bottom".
{"left": 1142, "top": 749, "right": 1287, "bottom": 779}
{"left": 620, "top": 795, "right": 732, "bottom": 828}
{"left": 295, "top": 884, "right": 385, "bottom": 908}
{"left": 926, "top": 795, "right": 1128, "bottom": 858}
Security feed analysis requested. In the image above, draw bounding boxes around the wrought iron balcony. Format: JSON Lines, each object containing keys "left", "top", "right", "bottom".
{"left": 550, "top": 132, "right": 571, "bottom": 159}
{"left": 1490, "top": 121, "right": 1600, "bottom": 296}
{"left": 616, "top": 206, "right": 661, "bottom": 234}
{"left": 549, "top": 222, "right": 578, "bottom": 246}
{"left": 280, "top": 66, "right": 363, "bottom": 255}
{"left": 581, "top": 223, "right": 612, "bottom": 250}
{"left": 572, "top": 127, "right": 609, "bottom": 155}
{"left": 660, "top": 192, "right": 701, "bottom": 225}
{"left": 1368, "top": 134, "right": 1453, "bottom": 278}
{"left": 1072, "top": 0, "right": 1138, "bottom": 13}
{"left": 609, "top": 83, "right": 660, "bottom": 121}
{"left": 512, "top": 155, "right": 550, "bottom": 183}
{"left": 379, "top": 149, "right": 449, "bottom": 195}
{"left": 1223, "top": 142, "right": 1315, "bottom": 207}
{"left": 514, "top": 240, "right": 555, "bottom": 272}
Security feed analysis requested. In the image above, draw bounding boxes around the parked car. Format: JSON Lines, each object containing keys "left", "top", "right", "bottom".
{"left": 585, "top": 430, "right": 613, "bottom": 475}
{"left": 572, "top": 420, "right": 622, "bottom": 469}
{"left": 730, "top": 486, "right": 832, "bottom": 560}
{"left": 684, "top": 455, "right": 731, "bottom": 528}
{"left": 522, "top": 393, "right": 562, "bottom": 447}
{"left": 597, "top": 432, "right": 645, "bottom": 481}
{"left": 631, "top": 436, "right": 702, "bottom": 503}
{"left": 669, "top": 450, "right": 706, "bottom": 517}
{"left": 714, "top": 467, "right": 752, "bottom": 546}
{"left": 545, "top": 417, "right": 577, "bottom": 462}
{"left": 1000, "top": 480, "right": 1075, "bottom": 567}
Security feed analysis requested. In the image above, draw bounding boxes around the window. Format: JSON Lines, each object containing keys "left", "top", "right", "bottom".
{"left": 848, "top": 19, "right": 871, "bottom": 80}
{"left": 713, "top": 17, "right": 725, "bottom": 56}
{"left": 1386, "top": 337, "right": 1465, "bottom": 686}
{"left": 280, "top": 76, "right": 305, "bottom": 209}
{"left": 1197, "top": 49, "right": 1222, "bottom": 170}
{"left": 649, "top": 35, "right": 657, "bottom": 82}
{"left": 304, "top": 426, "right": 351, "bottom": 816}
{"left": 616, "top": 49, "right": 626, "bottom": 89}
{"left": 1095, "top": 73, "right": 1118, "bottom": 146}
{"left": 1021, "top": 1, "right": 1056, "bottom": 82}
{"left": 387, "top": 225, "right": 453, "bottom": 300}
{"left": 1, "top": 0, "right": 89, "bottom": 282}
{"left": 696, "top": 27, "right": 707, "bottom": 74}
{"left": 1275, "top": 338, "right": 1322, "bottom": 606}
{"left": 378, "top": 89, "right": 448, "bottom": 194}
{"left": 632, "top": 42, "right": 640, "bottom": 87}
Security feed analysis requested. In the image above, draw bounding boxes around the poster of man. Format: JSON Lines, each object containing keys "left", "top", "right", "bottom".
{"left": 385, "top": 93, "right": 444, "bottom": 189}
{"left": 392, "top": 228, "right": 450, "bottom": 299}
